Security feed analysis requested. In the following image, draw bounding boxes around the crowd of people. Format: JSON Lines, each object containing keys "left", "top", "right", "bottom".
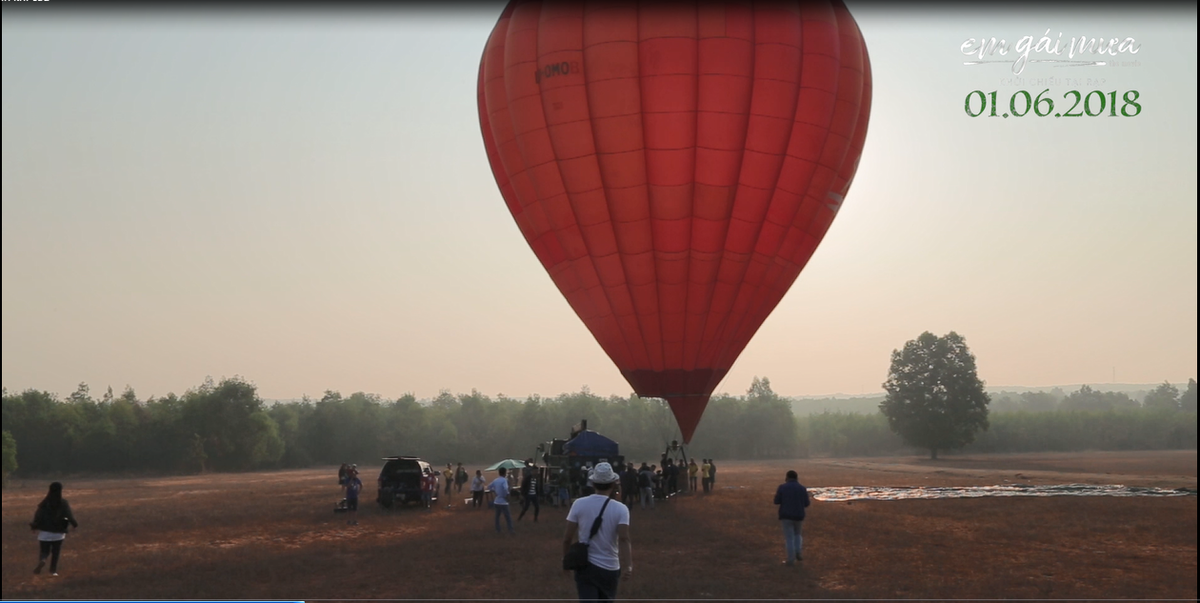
{"left": 336, "top": 454, "right": 723, "bottom": 517}
{"left": 25, "top": 457, "right": 811, "bottom": 603}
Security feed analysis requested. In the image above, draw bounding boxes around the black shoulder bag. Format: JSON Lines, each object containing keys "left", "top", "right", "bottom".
{"left": 563, "top": 496, "right": 612, "bottom": 571}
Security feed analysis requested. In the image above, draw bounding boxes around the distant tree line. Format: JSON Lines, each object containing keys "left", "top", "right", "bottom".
{"left": 1, "top": 376, "right": 1195, "bottom": 479}
{"left": 0, "top": 376, "right": 797, "bottom": 477}
{"left": 795, "top": 380, "right": 1198, "bottom": 417}
{"left": 987, "top": 381, "right": 1198, "bottom": 413}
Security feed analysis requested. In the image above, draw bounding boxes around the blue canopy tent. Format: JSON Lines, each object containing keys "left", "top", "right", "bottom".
{"left": 562, "top": 430, "right": 619, "bottom": 459}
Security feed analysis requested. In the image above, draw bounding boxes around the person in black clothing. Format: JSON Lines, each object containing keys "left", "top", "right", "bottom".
{"left": 30, "top": 482, "right": 79, "bottom": 576}
{"left": 518, "top": 469, "right": 541, "bottom": 521}
{"left": 568, "top": 463, "right": 581, "bottom": 498}
{"left": 455, "top": 463, "right": 469, "bottom": 494}
{"left": 619, "top": 464, "right": 637, "bottom": 506}
{"left": 774, "top": 470, "right": 811, "bottom": 565}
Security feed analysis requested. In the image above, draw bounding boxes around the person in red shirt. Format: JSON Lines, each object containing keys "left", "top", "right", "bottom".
{"left": 420, "top": 468, "right": 438, "bottom": 511}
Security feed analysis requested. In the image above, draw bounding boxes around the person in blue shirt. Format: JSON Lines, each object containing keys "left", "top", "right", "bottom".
{"left": 489, "top": 467, "right": 515, "bottom": 534}
{"left": 773, "top": 470, "right": 811, "bottom": 565}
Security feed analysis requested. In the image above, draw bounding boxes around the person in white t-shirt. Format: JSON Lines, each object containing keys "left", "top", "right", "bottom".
{"left": 562, "top": 462, "right": 632, "bottom": 601}
{"left": 489, "top": 467, "right": 515, "bottom": 534}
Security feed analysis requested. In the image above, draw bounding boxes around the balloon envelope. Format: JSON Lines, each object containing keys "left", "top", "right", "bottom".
{"left": 478, "top": 0, "right": 872, "bottom": 442}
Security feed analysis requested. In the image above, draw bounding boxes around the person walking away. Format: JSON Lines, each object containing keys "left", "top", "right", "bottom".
{"left": 455, "top": 463, "right": 469, "bottom": 495}
{"left": 688, "top": 459, "right": 699, "bottom": 493}
{"left": 490, "top": 467, "right": 515, "bottom": 533}
{"left": 619, "top": 464, "right": 636, "bottom": 506}
{"left": 518, "top": 468, "right": 541, "bottom": 521}
{"left": 420, "top": 468, "right": 438, "bottom": 511}
{"left": 562, "top": 462, "right": 632, "bottom": 602}
{"left": 345, "top": 469, "right": 363, "bottom": 525}
{"left": 774, "top": 470, "right": 811, "bottom": 565}
{"left": 30, "top": 482, "right": 78, "bottom": 576}
{"left": 637, "top": 463, "right": 655, "bottom": 510}
{"left": 557, "top": 466, "right": 572, "bottom": 508}
{"left": 470, "top": 470, "right": 487, "bottom": 508}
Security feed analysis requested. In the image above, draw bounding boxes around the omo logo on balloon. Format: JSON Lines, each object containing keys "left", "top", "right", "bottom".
{"left": 535, "top": 60, "right": 583, "bottom": 84}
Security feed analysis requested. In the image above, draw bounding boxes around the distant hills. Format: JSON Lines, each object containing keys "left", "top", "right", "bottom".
{"left": 790, "top": 383, "right": 1187, "bottom": 400}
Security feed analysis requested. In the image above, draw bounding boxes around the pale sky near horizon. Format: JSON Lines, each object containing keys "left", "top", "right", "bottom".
{"left": 3, "top": 3, "right": 1196, "bottom": 402}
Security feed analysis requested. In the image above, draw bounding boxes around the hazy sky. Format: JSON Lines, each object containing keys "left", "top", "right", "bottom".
{"left": 3, "top": 3, "right": 1196, "bottom": 402}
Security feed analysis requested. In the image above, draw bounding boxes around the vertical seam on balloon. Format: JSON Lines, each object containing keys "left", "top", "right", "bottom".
{"left": 579, "top": 0, "right": 657, "bottom": 372}
{"left": 637, "top": 1, "right": 668, "bottom": 374}
{"left": 749, "top": 6, "right": 864, "bottom": 343}
{"left": 498, "top": 4, "right": 609, "bottom": 364}
{"left": 534, "top": 3, "right": 640, "bottom": 371}
{"left": 840, "top": 35, "right": 872, "bottom": 199}
{"left": 494, "top": 10, "right": 553, "bottom": 269}
{"left": 697, "top": 1, "right": 799, "bottom": 369}
{"left": 680, "top": 0, "right": 700, "bottom": 372}
{"left": 684, "top": 2, "right": 755, "bottom": 375}
{"left": 827, "top": 0, "right": 871, "bottom": 206}
{"left": 482, "top": 13, "right": 536, "bottom": 255}
{"left": 709, "top": 2, "right": 837, "bottom": 371}
{"left": 720, "top": 3, "right": 864, "bottom": 369}
{"left": 480, "top": 38, "right": 524, "bottom": 224}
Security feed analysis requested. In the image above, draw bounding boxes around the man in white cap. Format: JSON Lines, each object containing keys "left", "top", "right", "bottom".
{"left": 562, "top": 462, "right": 632, "bottom": 601}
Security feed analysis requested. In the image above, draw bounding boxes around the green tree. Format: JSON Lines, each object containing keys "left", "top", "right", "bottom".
{"left": 2, "top": 389, "right": 67, "bottom": 473}
{"left": 1180, "top": 379, "right": 1197, "bottom": 413}
{"left": 1060, "top": 385, "right": 1135, "bottom": 412}
{"left": 183, "top": 433, "right": 208, "bottom": 473}
{"left": 1143, "top": 381, "right": 1181, "bottom": 411}
{"left": 268, "top": 401, "right": 314, "bottom": 467}
{"left": 181, "top": 377, "right": 281, "bottom": 471}
{"left": 880, "top": 331, "right": 991, "bottom": 459}
{"left": 741, "top": 377, "right": 798, "bottom": 457}
{"left": 2, "top": 430, "right": 17, "bottom": 486}
{"left": 1019, "top": 391, "right": 1058, "bottom": 412}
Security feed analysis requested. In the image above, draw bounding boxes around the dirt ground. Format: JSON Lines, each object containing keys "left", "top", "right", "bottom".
{"left": 2, "top": 450, "right": 1195, "bottom": 601}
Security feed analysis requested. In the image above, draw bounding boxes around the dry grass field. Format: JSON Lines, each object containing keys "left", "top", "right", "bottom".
{"left": 3, "top": 450, "right": 1195, "bottom": 601}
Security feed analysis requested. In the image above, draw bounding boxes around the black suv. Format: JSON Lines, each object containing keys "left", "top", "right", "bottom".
{"left": 377, "top": 456, "right": 437, "bottom": 508}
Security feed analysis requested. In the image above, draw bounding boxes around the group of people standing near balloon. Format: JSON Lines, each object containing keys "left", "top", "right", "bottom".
{"left": 335, "top": 455, "right": 722, "bottom": 519}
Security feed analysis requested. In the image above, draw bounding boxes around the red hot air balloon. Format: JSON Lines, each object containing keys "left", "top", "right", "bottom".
{"left": 477, "top": 0, "right": 871, "bottom": 443}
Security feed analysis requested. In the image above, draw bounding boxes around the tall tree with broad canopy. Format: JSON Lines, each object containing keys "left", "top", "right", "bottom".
{"left": 1142, "top": 381, "right": 1181, "bottom": 411}
{"left": 880, "top": 331, "right": 991, "bottom": 459}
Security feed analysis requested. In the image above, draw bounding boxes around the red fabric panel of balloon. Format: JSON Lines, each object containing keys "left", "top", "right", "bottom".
{"left": 478, "top": 0, "right": 872, "bottom": 442}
